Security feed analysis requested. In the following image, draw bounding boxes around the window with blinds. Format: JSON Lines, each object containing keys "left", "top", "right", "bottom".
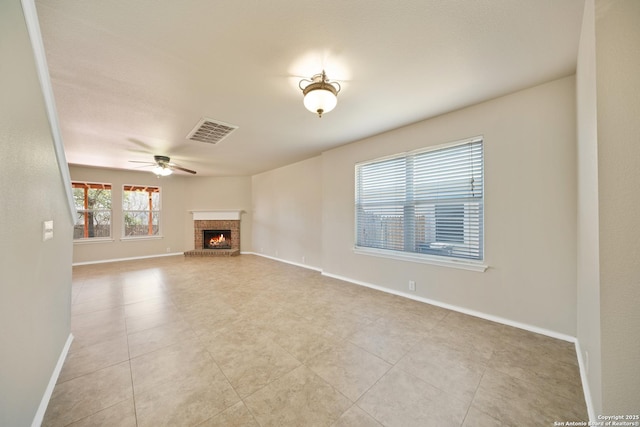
{"left": 355, "top": 137, "right": 483, "bottom": 261}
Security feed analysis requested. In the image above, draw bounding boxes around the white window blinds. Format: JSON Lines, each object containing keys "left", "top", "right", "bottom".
{"left": 355, "top": 137, "right": 483, "bottom": 261}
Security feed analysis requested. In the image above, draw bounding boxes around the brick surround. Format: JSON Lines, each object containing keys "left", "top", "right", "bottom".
{"left": 185, "top": 219, "right": 240, "bottom": 257}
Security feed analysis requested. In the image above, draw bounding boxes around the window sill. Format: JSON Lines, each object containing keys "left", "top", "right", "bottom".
{"left": 353, "top": 246, "right": 488, "bottom": 272}
{"left": 120, "top": 236, "right": 164, "bottom": 242}
{"left": 73, "top": 238, "right": 114, "bottom": 245}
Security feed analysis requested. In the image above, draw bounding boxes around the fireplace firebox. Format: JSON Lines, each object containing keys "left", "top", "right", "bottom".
{"left": 203, "top": 229, "right": 232, "bottom": 249}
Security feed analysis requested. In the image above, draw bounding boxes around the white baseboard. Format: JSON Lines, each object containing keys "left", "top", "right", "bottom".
{"left": 321, "top": 271, "right": 577, "bottom": 342}
{"left": 245, "top": 252, "right": 323, "bottom": 272}
{"left": 72, "top": 252, "right": 184, "bottom": 266}
{"left": 574, "top": 340, "right": 596, "bottom": 422}
{"left": 321, "top": 270, "right": 596, "bottom": 419}
{"left": 32, "top": 333, "right": 73, "bottom": 427}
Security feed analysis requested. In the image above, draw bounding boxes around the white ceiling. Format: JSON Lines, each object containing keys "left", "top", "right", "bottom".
{"left": 35, "top": 0, "right": 585, "bottom": 177}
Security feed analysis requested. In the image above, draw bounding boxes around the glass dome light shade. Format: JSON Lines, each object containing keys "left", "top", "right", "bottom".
{"left": 303, "top": 87, "right": 338, "bottom": 117}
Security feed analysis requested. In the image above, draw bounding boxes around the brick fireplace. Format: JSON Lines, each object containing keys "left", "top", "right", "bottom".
{"left": 184, "top": 211, "right": 241, "bottom": 257}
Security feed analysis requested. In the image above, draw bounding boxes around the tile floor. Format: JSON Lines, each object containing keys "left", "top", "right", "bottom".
{"left": 43, "top": 255, "right": 587, "bottom": 426}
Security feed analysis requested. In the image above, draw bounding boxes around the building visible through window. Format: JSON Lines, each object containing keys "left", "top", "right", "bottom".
{"left": 355, "top": 137, "right": 483, "bottom": 261}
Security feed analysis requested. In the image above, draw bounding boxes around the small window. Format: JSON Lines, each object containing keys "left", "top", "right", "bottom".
{"left": 72, "top": 182, "right": 112, "bottom": 239}
{"left": 122, "top": 185, "right": 161, "bottom": 237}
{"left": 355, "top": 137, "right": 484, "bottom": 262}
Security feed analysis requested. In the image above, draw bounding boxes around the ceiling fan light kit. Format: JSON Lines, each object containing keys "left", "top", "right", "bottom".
{"left": 129, "top": 154, "right": 197, "bottom": 176}
{"left": 299, "top": 70, "right": 341, "bottom": 118}
{"left": 152, "top": 165, "right": 173, "bottom": 176}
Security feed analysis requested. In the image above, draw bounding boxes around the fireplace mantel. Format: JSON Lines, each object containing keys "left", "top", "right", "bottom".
{"left": 190, "top": 210, "right": 243, "bottom": 221}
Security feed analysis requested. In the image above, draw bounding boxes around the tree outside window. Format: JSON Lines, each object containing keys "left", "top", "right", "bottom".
{"left": 122, "top": 185, "right": 160, "bottom": 237}
{"left": 72, "top": 182, "right": 112, "bottom": 239}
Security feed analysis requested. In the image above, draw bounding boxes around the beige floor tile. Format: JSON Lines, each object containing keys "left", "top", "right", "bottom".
{"left": 181, "top": 303, "right": 240, "bottom": 337}
{"left": 462, "top": 405, "right": 507, "bottom": 427}
{"left": 71, "top": 293, "right": 125, "bottom": 316}
{"left": 134, "top": 367, "right": 239, "bottom": 427}
{"left": 198, "top": 401, "right": 260, "bottom": 426}
{"left": 127, "top": 318, "right": 196, "bottom": 358}
{"left": 268, "top": 311, "right": 340, "bottom": 363}
{"left": 304, "top": 305, "right": 376, "bottom": 341}
{"left": 348, "top": 317, "right": 425, "bottom": 364}
{"left": 488, "top": 345, "right": 584, "bottom": 404}
{"left": 306, "top": 341, "right": 391, "bottom": 401}
{"left": 58, "top": 333, "right": 129, "bottom": 383}
{"left": 74, "top": 284, "right": 124, "bottom": 306}
{"left": 42, "top": 361, "right": 133, "bottom": 427}
{"left": 71, "top": 307, "right": 127, "bottom": 347}
{"left": 200, "top": 323, "right": 301, "bottom": 397}
{"left": 244, "top": 365, "right": 352, "bottom": 427}
{"left": 125, "top": 306, "right": 184, "bottom": 334}
{"left": 66, "top": 398, "right": 137, "bottom": 427}
{"left": 395, "top": 337, "right": 486, "bottom": 405}
{"left": 124, "top": 295, "right": 176, "bottom": 318}
{"left": 472, "top": 368, "right": 587, "bottom": 426}
{"left": 357, "top": 366, "right": 469, "bottom": 427}
{"left": 331, "top": 405, "right": 383, "bottom": 427}
{"left": 122, "top": 282, "right": 167, "bottom": 304}
{"left": 46, "top": 255, "right": 587, "bottom": 425}
{"left": 426, "top": 319, "right": 499, "bottom": 361}
{"left": 441, "top": 311, "right": 505, "bottom": 344}
{"left": 498, "top": 325, "right": 579, "bottom": 367}
{"left": 130, "top": 337, "right": 216, "bottom": 395}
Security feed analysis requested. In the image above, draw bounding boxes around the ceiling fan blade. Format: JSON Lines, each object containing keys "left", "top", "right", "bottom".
{"left": 171, "top": 165, "right": 197, "bottom": 175}
{"left": 128, "top": 160, "right": 155, "bottom": 165}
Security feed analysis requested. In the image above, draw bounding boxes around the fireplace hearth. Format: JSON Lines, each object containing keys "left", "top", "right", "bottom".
{"left": 184, "top": 211, "right": 241, "bottom": 257}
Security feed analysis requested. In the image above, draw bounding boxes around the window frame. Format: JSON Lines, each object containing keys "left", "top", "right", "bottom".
{"left": 121, "top": 184, "right": 162, "bottom": 239}
{"left": 354, "top": 137, "right": 487, "bottom": 272}
{"left": 71, "top": 181, "right": 113, "bottom": 241}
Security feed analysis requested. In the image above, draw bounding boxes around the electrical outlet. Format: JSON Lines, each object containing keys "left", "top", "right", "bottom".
{"left": 302, "top": 256, "right": 306, "bottom": 263}
{"left": 408, "top": 280, "right": 416, "bottom": 291}
{"left": 166, "top": 247, "right": 171, "bottom": 253}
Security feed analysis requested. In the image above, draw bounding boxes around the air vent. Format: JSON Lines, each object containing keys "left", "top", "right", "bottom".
{"left": 187, "top": 117, "right": 238, "bottom": 145}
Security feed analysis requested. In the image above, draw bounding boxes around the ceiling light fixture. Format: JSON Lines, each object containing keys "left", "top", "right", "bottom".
{"left": 299, "top": 70, "right": 341, "bottom": 118}
{"left": 152, "top": 164, "right": 173, "bottom": 176}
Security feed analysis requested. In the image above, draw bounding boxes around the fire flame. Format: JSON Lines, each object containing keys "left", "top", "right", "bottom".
{"left": 209, "top": 234, "right": 225, "bottom": 245}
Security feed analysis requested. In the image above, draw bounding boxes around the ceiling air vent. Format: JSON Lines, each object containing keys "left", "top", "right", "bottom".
{"left": 187, "top": 117, "right": 238, "bottom": 145}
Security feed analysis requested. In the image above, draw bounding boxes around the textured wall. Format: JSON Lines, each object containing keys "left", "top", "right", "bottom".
{"left": 0, "top": 1, "right": 74, "bottom": 425}
{"left": 595, "top": 0, "right": 640, "bottom": 414}
{"left": 321, "top": 76, "right": 578, "bottom": 335}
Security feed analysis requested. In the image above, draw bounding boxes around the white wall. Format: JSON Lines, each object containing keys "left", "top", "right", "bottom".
{"left": 252, "top": 156, "right": 323, "bottom": 269}
{"left": 255, "top": 77, "right": 578, "bottom": 336}
{"left": 0, "top": 1, "right": 74, "bottom": 424}
{"left": 182, "top": 176, "right": 253, "bottom": 252}
{"left": 70, "top": 166, "right": 189, "bottom": 264}
{"left": 576, "top": 0, "right": 602, "bottom": 417}
{"left": 594, "top": 0, "right": 640, "bottom": 414}
{"left": 70, "top": 167, "right": 253, "bottom": 264}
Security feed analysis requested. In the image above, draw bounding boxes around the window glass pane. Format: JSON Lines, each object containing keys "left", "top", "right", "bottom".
{"left": 123, "top": 191, "right": 149, "bottom": 210}
{"left": 122, "top": 185, "right": 161, "bottom": 237}
{"left": 71, "top": 182, "right": 112, "bottom": 239}
{"left": 355, "top": 138, "right": 483, "bottom": 262}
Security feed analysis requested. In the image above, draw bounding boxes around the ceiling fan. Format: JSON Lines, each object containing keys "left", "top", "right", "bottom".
{"left": 129, "top": 155, "right": 197, "bottom": 176}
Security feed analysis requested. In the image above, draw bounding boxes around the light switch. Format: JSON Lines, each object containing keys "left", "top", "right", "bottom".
{"left": 43, "top": 220, "right": 54, "bottom": 241}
